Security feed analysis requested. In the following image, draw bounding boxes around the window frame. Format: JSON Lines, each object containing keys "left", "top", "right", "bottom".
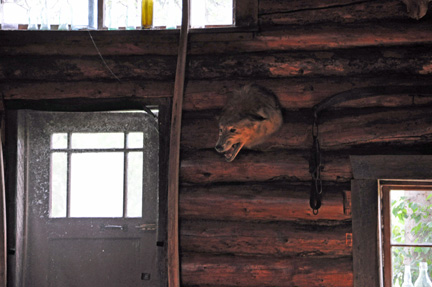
{"left": 0, "top": 0, "right": 258, "bottom": 30}
{"left": 5, "top": 98, "right": 171, "bottom": 287}
{"left": 380, "top": 183, "right": 432, "bottom": 287}
{"left": 350, "top": 155, "right": 432, "bottom": 287}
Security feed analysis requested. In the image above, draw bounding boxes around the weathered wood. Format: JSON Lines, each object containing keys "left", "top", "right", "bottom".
{"left": 0, "top": 30, "right": 179, "bottom": 56}
{"left": 351, "top": 180, "right": 380, "bottom": 287}
{"left": 0, "top": 81, "right": 173, "bottom": 100}
{"left": 181, "top": 254, "right": 353, "bottom": 287}
{"left": 180, "top": 220, "right": 352, "bottom": 257}
{"left": 167, "top": 1, "right": 190, "bottom": 286}
{"left": 181, "top": 107, "right": 432, "bottom": 151}
{"left": 236, "top": 0, "right": 259, "bottom": 28}
{"left": 2, "top": 45, "right": 432, "bottom": 81}
{"left": 259, "top": 0, "right": 408, "bottom": 26}
{"left": 180, "top": 150, "right": 352, "bottom": 183}
{"left": 319, "top": 107, "right": 432, "bottom": 149}
{"left": 187, "top": 46, "right": 432, "bottom": 79}
{"left": 180, "top": 184, "right": 351, "bottom": 222}
{"left": 4, "top": 76, "right": 432, "bottom": 110}
{"left": 351, "top": 155, "right": 432, "bottom": 180}
{"left": 182, "top": 76, "right": 432, "bottom": 110}
{"left": 0, "top": 55, "right": 177, "bottom": 81}
{"left": 4, "top": 22, "right": 432, "bottom": 56}
{"left": 0, "top": 133, "right": 6, "bottom": 287}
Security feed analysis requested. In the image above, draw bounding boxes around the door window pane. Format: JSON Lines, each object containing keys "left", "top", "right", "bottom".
{"left": 71, "top": 133, "right": 124, "bottom": 149}
{"left": 51, "top": 133, "right": 68, "bottom": 149}
{"left": 126, "top": 152, "right": 143, "bottom": 217}
{"left": 127, "top": 132, "right": 144, "bottom": 148}
{"left": 70, "top": 152, "right": 124, "bottom": 217}
{"left": 50, "top": 152, "right": 68, "bottom": 218}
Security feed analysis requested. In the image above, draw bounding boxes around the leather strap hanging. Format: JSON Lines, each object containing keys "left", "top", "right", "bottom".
{"left": 167, "top": 1, "right": 190, "bottom": 287}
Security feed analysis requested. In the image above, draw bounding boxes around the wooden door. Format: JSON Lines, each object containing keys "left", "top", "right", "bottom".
{"left": 20, "top": 110, "right": 160, "bottom": 287}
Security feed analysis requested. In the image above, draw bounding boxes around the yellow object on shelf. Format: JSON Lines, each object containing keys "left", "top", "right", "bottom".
{"left": 142, "top": 0, "right": 153, "bottom": 29}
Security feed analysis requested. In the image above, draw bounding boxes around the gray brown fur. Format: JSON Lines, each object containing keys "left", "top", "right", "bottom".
{"left": 215, "top": 84, "right": 283, "bottom": 162}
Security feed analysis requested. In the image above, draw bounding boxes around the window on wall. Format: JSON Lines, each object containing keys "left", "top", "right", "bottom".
{"left": 0, "top": 0, "right": 235, "bottom": 30}
{"left": 380, "top": 184, "right": 432, "bottom": 287}
{"left": 350, "top": 155, "right": 432, "bottom": 287}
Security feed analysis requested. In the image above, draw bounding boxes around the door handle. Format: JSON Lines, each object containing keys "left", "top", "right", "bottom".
{"left": 100, "top": 224, "right": 128, "bottom": 231}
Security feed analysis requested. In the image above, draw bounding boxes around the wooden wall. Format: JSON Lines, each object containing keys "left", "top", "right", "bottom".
{"left": 2, "top": 0, "right": 432, "bottom": 286}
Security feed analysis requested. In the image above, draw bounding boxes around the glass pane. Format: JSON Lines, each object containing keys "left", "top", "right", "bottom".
{"left": 50, "top": 152, "right": 68, "bottom": 218}
{"left": 1, "top": 0, "right": 96, "bottom": 29}
{"left": 51, "top": 133, "right": 68, "bottom": 149}
{"left": 205, "top": 0, "right": 233, "bottom": 25}
{"left": 126, "top": 152, "right": 143, "bottom": 217}
{"left": 153, "top": 0, "right": 181, "bottom": 28}
{"left": 71, "top": 133, "right": 124, "bottom": 149}
{"left": 70, "top": 152, "right": 124, "bottom": 217}
{"left": 104, "top": 0, "right": 140, "bottom": 30}
{"left": 391, "top": 189, "right": 432, "bottom": 244}
{"left": 391, "top": 246, "right": 432, "bottom": 286}
{"left": 127, "top": 132, "right": 144, "bottom": 148}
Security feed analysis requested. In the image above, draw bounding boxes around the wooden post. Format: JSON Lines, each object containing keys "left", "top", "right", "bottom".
{"left": 0, "top": 131, "right": 7, "bottom": 287}
{"left": 167, "top": 1, "right": 190, "bottom": 287}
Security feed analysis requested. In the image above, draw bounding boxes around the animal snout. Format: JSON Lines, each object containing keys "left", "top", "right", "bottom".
{"left": 215, "top": 144, "right": 224, "bottom": 152}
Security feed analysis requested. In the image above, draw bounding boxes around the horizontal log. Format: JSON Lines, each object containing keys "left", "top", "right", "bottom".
{"left": 180, "top": 220, "right": 352, "bottom": 257}
{"left": 181, "top": 107, "right": 432, "bottom": 150}
{"left": 3, "top": 23, "right": 432, "bottom": 56}
{"left": 4, "top": 76, "right": 432, "bottom": 110}
{"left": 0, "top": 30, "right": 179, "bottom": 56}
{"left": 180, "top": 150, "right": 352, "bottom": 183}
{"left": 0, "top": 81, "right": 173, "bottom": 101}
{"left": 187, "top": 46, "right": 432, "bottom": 79}
{"left": 0, "top": 55, "right": 177, "bottom": 81}
{"left": 2, "top": 45, "right": 432, "bottom": 81}
{"left": 180, "top": 183, "right": 351, "bottom": 221}
{"left": 183, "top": 76, "right": 432, "bottom": 110}
{"left": 181, "top": 253, "right": 353, "bottom": 287}
{"left": 259, "top": 0, "right": 409, "bottom": 26}
{"left": 319, "top": 106, "right": 432, "bottom": 149}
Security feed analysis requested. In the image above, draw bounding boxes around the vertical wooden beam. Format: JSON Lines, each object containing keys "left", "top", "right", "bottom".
{"left": 351, "top": 179, "right": 380, "bottom": 287}
{"left": 167, "top": 1, "right": 189, "bottom": 287}
{"left": 0, "top": 132, "right": 7, "bottom": 287}
{"left": 235, "top": 0, "right": 258, "bottom": 28}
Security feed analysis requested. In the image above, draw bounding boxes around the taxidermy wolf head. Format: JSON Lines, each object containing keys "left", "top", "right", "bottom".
{"left": 215, "top": 84, "right": 283, "bottom": 162}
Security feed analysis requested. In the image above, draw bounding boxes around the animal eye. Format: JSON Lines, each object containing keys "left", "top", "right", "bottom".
{"left": 230, "top": 128, "right": 236, "bottom": 133}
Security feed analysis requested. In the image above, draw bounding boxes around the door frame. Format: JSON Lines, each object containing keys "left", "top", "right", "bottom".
{"left": 5, "top": 98, "right": 171, "bottom": 287}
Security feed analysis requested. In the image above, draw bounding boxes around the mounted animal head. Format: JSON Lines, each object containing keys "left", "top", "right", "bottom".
{"left": 215, "top": 84, "right": 283, "bottom": 162}
{"left": 402, "top": 0, "right": 431, "bottom": 19}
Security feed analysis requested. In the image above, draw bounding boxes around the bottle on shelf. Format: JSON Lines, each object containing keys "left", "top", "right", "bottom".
{"left": 141, "top": 0, "right": 153, "bottom": 29}
{"left": 414, "top": 262, "right": 432, "bottom": 287}
{"left": 403, "top": 265, "right": 414, "bottom": 287}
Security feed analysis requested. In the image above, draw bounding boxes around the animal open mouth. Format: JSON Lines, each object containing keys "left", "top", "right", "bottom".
{"left": 223, "top": 142, "right": 244, "bottom": 162}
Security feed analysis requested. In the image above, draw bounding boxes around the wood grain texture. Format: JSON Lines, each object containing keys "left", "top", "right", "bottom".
{"left": 180, "top": 220, "right": 352, "bottom": 257}
{"left": 259, "top": 0, "right": 408, "bottom": 26}
{"left": 181, "top": 254, "right": 353, "bottom": 287}
{"left": 180, "top": 184, "right": 351, "bottom": 222}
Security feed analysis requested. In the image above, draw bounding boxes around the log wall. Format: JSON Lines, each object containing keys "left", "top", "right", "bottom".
{"left": 2, "top": 0, "right": 432, "bottom": 286}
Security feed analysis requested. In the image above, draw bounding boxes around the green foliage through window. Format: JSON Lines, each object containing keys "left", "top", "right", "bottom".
{"left": 390, "top": 189, "right": 432, "bottom": 286}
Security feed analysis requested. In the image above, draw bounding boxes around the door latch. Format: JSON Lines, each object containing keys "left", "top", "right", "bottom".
{"left": 135, "top": 223, "right": 156, "bottom": 231}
